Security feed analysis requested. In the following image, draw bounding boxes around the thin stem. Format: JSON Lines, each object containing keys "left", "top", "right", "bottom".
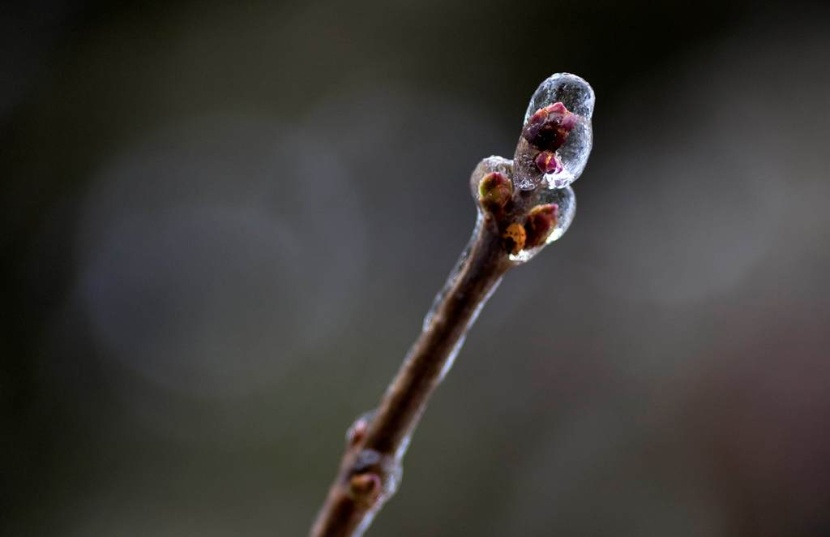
{"left": 310, "top": 74, "right": 594, "bottom": 536}
{"left": 310, "top": 214, "right": 511, "bottom": 537}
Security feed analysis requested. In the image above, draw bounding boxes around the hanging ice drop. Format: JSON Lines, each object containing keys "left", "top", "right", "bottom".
{"left": 520, "top": 73, "right": 594, "bottom": 190}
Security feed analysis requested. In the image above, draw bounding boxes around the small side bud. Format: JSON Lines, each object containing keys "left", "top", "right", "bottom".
{"left": 348, "top": 473, "right": 382, "bottom": 505}
{"left": 502, "top": 223, "right": 527, "bottom": 255}
{"left": 534, "top": 150, "right": 563, "bottom": 174}
{"left": 522, "top": 102, "right": 578, "bottom": 151}
{"left": 346, "top": 419, "right": 369, "bottom": 447}
{"left": 524, "top": 204, "right": 559, "bottom": 249}
{"left": 478, "top": 172, "right": 513, "bottom": 213}
{"left": 346, "top": 410, "right": 376, "bottom": 447}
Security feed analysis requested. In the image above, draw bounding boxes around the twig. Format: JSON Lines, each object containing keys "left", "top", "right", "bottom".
{"left": 309, "top": 73, "right": 595, "bottom": 537}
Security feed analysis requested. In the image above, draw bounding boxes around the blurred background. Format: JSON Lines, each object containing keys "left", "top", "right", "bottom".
{"left": 2, "top": 0, "right": 830, "bottom": 535}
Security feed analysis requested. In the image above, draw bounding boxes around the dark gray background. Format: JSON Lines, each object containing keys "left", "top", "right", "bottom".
{"left": 3, "top": 1, "right": 830, "bottom": 535}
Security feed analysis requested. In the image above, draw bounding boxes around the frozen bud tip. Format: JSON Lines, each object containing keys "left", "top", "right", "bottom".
{"left": 520, "top": 73, "right": 595, "bottom": 189}
{"left": 524, "top": 204, "right": 559, "bottom": 249}
{"left": 478, "top": 172, "right": 513, "bottom": 212}
{"left": 524, "top": 73, "right": 595, "bottom": 122}
{"left": 521, "top": 102, "right": 577, "bottom": 151}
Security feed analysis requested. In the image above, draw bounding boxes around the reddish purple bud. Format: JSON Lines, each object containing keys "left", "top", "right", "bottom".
{"left": 522, "top": 102, "right": 578, "bottom": 151}
{"left": 534, "top": 151, "right": 563, "bottom": 174}
{"left": 548, "top": 102, "right": 567, "bottom": 114}
{"left": 478, "top": 171, "right": 513, "bottom": 213}
{"left": 524, "top": 204, "right": 559, "bottom": 248}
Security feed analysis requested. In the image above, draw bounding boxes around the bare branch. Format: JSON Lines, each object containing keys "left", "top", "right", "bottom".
{"left": 309, "top": 73, "right": 595, "bottom": 537}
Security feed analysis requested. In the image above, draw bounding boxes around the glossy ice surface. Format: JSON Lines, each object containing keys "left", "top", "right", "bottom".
{"left": 522, "top": 73, "right": 595, "bottom": 189}
{"left": 509, "top": 186, "right": 576, "bottom": 263}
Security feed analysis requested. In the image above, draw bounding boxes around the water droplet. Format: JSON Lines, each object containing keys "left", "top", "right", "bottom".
{"left": 509, "top": 186, "right": 576, "bottom": 263}
{"left": 523, "top": 73, "right": 594, "bottom": 189}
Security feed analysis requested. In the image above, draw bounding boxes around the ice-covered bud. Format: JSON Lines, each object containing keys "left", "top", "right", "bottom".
{"left": 477, "top": 171, "right": 513, "bottom": 213}
{"left": 469, "top": 156, "right": 514, "bottom": 202}
{"left": 524, "top": 204, "right": 558, "bottom": 249}
{"left": 508, "top": 186, "right": 577, "bottom": 263}
{"left": 522, "top": 102, "right": 577, "bottom": 152}
{"left": 517, "top": 73, "right": 595, "bottom": 190}
{"left": 534, "top": 150, "right": 563, "bottom": 174}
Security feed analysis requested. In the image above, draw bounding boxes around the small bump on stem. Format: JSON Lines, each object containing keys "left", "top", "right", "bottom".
{"left": 348, "top": 474, "right": 382, "bottom": 506}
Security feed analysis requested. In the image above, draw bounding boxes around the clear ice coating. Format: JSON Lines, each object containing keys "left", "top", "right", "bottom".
{"left": 423, "top": 235, "right": 474, "bottom": 331}
{"left": 523, "top": 73, "right": 595, "bottom": 190}
{"left": 424, "top": 155, "right": 512, "bottom": 330}
{"left": 468, "top": 155, "right": 514, "bottom": 201}
{"left": 509, "top": 186, "right": 577, "bottom": 263}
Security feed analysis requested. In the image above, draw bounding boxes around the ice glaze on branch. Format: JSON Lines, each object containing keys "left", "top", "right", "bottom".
{"left": 310, "top": 73, "right": 595, "bottom": 537}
